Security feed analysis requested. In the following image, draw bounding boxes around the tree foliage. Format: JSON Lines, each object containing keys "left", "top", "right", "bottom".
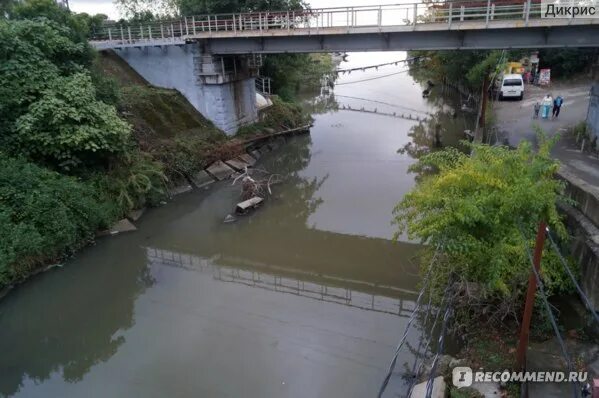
{"left": 0, "top": 18, "right": 130, "bottom": 171}
{"left": 14, "top": 73, "right": 130, "bottom": 170}
{"left": 394, "top": 134, "right": 574, "bottom": 329}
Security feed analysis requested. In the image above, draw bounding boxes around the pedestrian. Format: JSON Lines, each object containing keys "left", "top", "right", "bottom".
{"left": 552, "top": 95, "right": 564, "bottom": 119}
{"left": 541, "top": 94, "right": 553, "bottom": 119}
{"left": 533, "top": 102, "right": 540, "bottom": 119}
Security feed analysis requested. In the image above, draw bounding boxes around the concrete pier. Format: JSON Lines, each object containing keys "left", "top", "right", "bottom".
{"left": 113, "top": 44, "right": 258, "bottom": 135}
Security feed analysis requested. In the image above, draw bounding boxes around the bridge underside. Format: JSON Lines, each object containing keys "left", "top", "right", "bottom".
{"left": 201, "top": 25, "right": 599, "bottom": 54}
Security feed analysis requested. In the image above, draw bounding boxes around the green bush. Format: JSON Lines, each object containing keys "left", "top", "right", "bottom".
{"left": 0, "top": 156, "right": 117, "bottom": 286}
{"left": 394, "top": 133, "right": 574, "bottom": 329}
{"left": 92, "top": 150, "right": 168, "bottom": 213}
{"left": 13, "top": 73, "right": 130, "bottom": 170}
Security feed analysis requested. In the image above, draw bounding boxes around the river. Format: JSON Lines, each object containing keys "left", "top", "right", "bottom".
{"left": 0, "top": 51, "right": 475, "bottom": 398}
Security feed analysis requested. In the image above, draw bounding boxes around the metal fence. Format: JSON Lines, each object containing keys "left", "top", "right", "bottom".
{"left": 90, "top": 0, "right": 546, "bottom": 46}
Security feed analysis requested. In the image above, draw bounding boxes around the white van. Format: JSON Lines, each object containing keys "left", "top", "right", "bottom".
{"left": 499, "top": 74, "right": 524, "bottom": 100}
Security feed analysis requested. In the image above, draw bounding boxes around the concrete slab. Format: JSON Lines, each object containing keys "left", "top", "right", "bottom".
{"left": 249, "top": 150, "right": 261, "bottom": 160}
{"left": 190, "top": 170, "right": 215, "bottom": 188}
{"left": 225, "top": 158, "right": 250, "bottom": 172}
{"left": 470, "top": 382, "right": 501, "bottom": 397}
{"left": 169, "top": 183, "right": 193, "bottom": 196}
{"left": 110, "top": 219, "right": 137, "bottom": 235}
{"left": 258, "top": 146, "right": 271, "bottom": 155}
{"left": 206, "top": 160, "right": 235, "bottom": 180}
{"left": 268, "top": 141, "right": 280, "bottom": 151}
{"left": 410, "top": 376, "right": 446, "bottom": 398}
{"left": 238, "top": 153, "right": 256, "bottom": 166}
{"left": 127, "top": 208, "right": 146, "bottom": 222}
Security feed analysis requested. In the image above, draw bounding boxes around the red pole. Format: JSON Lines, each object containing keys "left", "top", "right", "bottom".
{"left": 516, "top": 221, "right": 547, "bottom": 370}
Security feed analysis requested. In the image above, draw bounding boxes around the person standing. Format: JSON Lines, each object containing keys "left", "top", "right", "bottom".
{"left": 533, "top": 102, "right": 540, "bottom": 119}
{"left": 552, "top": 95, "right": 564, "bottom": 119}
{"left": 541, "top": 94, "right": 553, "bottom": 119}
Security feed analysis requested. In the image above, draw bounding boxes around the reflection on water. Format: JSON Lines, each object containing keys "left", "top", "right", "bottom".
{"left": 147, "top": 247, "right": 417, "bottom": 318}
{"left": 0, "top": 51, "right": 473, "bottom": 398}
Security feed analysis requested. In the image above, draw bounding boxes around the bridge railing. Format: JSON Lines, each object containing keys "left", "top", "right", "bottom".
{"left": 90, "top": 1, "right": 545, "bottom": 46}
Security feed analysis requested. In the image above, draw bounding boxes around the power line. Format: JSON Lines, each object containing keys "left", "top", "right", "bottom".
{"left": 545, "top": 230, "right": 599, "bottom": 327}
{"left": 519, "top": 229, "right": 581, "bottom": 398}
{"left": 335, "top": 56, "right": 422, "bottom": 74}
{"left": 424, "top": 298, "right": 452, "bottom": 398}
{"left": 336, "top": 70, "right": 411, "bottom": 86}
{"left": 405, "top": 279, "right": 454, "bottom": 398}
{"left": 334, "top": 94, "right": 432, "bottom": 116}
{"left": 377, "top": 246, "right": 442, "bottom": 398}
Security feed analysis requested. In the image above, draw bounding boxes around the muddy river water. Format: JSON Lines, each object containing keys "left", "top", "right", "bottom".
{"left": 0, "top": 52, "right": 474, "bottom": 398}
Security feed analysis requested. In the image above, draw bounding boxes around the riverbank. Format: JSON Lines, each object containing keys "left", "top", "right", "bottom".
{"left": 0, "top": 49, "right": 316, "bottom": 298}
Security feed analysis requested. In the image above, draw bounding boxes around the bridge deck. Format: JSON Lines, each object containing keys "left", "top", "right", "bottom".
{"left": 90, "top": 2, "right": 599, "bottom": 52}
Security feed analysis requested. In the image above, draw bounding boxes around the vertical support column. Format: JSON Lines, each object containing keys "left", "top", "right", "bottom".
{"left": 448, "top": 2, "right": 453, "bottom": 27}
{"left": 108, "top": 28, "right": 112, "bottom": 41}
{"left": 139, "top": 24, "right": 143, "bottom": 40}
{"left": 161, "top": 23, "right": 164, "bottom": 39}
{"left": 490, "top": 3, "right": 495, "bottom": 20}
{"left": 287, "top": 10, "right": 290, "bottom": 30}
{"left": 192, "top": 16, "right": 196, "bottom": 35}
{"left": 412, "top": 4, "right": 417, "bottom": 29}
{"left": 525, "top": 0, "right": 532, "bottom": 25}
{"left": 378, "top": 5, "right": 382, "bottom": 27}
{"left": 460, "top": 5, "right": 465, "bottom": 21}
{"left": 127, "top": 26, "right": 132, "bottom": 43}
{"left": 485, "top": 0, "right": 491, "bottom": 27}
{"left": 148, "top": 25, "right": 152, "bottom": 40}
{"left": 120, "top": 26, "right": 124, "bottom": 43}
{"left": 185, "top": 17, "right": 189, "bottom": 36}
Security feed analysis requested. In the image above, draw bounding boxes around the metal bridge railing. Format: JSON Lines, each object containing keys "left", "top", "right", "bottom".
{"left": 90, "top": 0, "right": 549, "bottom": 46}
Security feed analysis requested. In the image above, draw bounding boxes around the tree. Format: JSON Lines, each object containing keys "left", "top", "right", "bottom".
{"left": 14, "top": 73, "right": 130, "bottom": 170}
{"left": 393, "top": 134, "right": 574, "bottom": 330}
{"left": 115, "top": 0, "right": 307, "bottom": 18}
{"left": 0, "top": 18, "right": 129, "bottom": 171}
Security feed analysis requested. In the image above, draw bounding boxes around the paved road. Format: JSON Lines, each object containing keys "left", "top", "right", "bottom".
{"left": 495, "top": 80, "right": 599, "bottom": 186}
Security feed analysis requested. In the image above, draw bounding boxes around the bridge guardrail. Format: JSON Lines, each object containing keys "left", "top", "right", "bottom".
{"left": 89, "top": 1, "right": 557, "bottom": 46}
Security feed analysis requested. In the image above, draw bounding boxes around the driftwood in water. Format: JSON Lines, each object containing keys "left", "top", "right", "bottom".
{"left": 231, "top": 167, "right": 283, "bottom": 213}
{"left": 236, "top": 196, "right": 264, "bottom": 214}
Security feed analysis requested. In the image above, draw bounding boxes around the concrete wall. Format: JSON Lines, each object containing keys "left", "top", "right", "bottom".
{"left": 113, "top": 44, "right": 257, "bottom": 135}
{"left": 587, "top": 84, "right": 599, "bottom": 142}
{"left": 558, "top": 166, "right": 599, "bottom": 311}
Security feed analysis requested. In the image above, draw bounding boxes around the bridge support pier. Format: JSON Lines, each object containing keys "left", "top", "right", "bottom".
{"left": 113, "top": 43, "right": 258, "bottom": 135}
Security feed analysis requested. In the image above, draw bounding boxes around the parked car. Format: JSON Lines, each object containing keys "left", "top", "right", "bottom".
{"left": 499, "top": 74, "right": 524, "bottom": 100}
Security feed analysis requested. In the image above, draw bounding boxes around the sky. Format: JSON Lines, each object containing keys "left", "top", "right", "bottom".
{"left": 69, "top": 0, "right": 399, "bottom": 20}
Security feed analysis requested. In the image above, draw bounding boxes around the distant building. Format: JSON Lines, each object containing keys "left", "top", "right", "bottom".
{"left": 587, "top": 84, "right": 599, "bottom": 142}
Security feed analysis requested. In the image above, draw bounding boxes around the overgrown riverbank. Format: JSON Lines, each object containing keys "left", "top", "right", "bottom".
{"left": 0, "top": 0, "right": 326, "bottom": 293}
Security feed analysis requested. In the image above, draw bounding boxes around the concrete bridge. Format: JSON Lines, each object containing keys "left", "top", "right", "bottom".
{"left": 90, "top": 1, "right": 599, "bottom": 133}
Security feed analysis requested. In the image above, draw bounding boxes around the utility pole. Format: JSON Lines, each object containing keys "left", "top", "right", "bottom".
{"left": 516, "top": 221, "right": 547, "bottom": 370}
{"left": 474, "top": 71, "right": 491, "bottom": 143}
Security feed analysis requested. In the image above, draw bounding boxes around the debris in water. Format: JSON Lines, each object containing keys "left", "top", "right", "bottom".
{"left": 236, "top": 196, "right": 264, "bottom": 214}
{"left": 223, "top": 214, "right": 237, "bottom": 223}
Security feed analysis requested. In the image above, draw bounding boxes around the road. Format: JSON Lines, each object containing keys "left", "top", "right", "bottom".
{"left": 495, "top": 80, "right": 599, "bottom": 186}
